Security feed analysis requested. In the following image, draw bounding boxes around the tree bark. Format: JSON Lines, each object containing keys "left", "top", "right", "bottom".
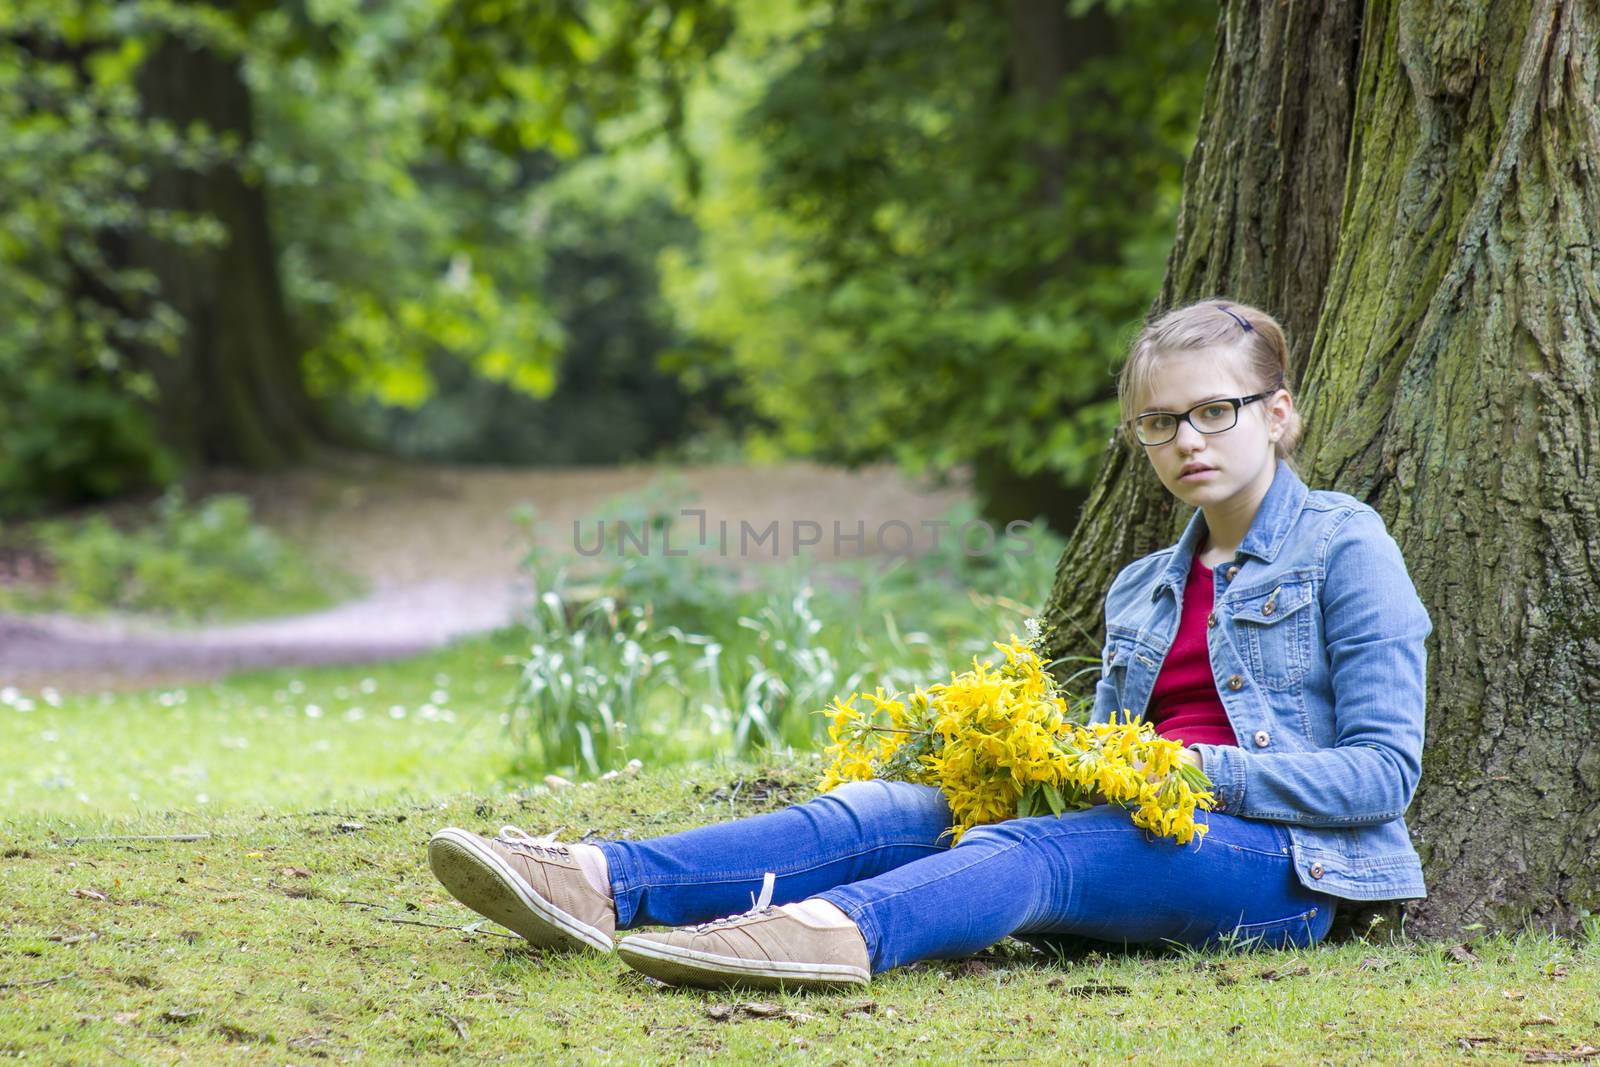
{"left": 121, "top": 31, "right": 328, "bottom": 468}
{"left": 1042, "top": 0, "right": 1600, "bottom": 937}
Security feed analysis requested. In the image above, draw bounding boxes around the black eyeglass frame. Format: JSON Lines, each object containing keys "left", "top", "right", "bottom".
{"left": 1131, "top": 389, "right": 1280, "bottom": 447}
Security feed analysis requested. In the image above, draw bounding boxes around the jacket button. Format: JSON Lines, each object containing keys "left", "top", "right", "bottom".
{"left": 1107, "top": 650, "right": 1117, "bottom": 663}
{"left": 1225, "top": 565, "right": 1240, "bottom": 581}
{"left": 1253, "top": 729, "right": 1271, "bottom": 748}
{"left": 1214, "top": 798, "right": 1226, "bottom": 813}
{"left": 1207, "top": 612, "right": 1217, "bottom": 627}
{"left": 1262, "top": 601, "right": 1276, "bottom": 616}
{"left": 1310, "top": 862, "right": 1325, "bottom": 880}
{"left": 1227, "top": 674, "right": 1244, "bottom": 690}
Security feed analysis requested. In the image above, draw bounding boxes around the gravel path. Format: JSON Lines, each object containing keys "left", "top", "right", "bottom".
{"left": 1, "top": 458, "right": 972, "bottom": 691}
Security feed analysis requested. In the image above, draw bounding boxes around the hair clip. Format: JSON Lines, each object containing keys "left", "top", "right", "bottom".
{"left": 1217, "top": 305, "right": 1254, "bottom": 333}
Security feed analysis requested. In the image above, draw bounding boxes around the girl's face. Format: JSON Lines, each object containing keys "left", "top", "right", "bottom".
{"left": 1136, "top": 348, "right": 1290, "bottom": 512}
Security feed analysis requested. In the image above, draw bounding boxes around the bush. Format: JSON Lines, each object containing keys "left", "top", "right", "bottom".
{"left": 0, "top": 489, "right": 354, "bottom": 622}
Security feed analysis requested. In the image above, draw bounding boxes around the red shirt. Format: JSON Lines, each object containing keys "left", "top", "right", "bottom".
{"left": 1146, "top": 552, "right": 1236, "bottom": 747}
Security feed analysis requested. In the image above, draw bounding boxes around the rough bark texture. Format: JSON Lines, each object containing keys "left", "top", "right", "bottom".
{"left": 123, "top": 33, "right": 327, "bottom": 468}
{"left": 1042, "top": 0, "right": 1600, "bottom": 936}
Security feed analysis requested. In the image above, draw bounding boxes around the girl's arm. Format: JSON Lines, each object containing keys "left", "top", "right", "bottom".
{"left": 1188, "top": 508, "right": 1432, "bottom": 827}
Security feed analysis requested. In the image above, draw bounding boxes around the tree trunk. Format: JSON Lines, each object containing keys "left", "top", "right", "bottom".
{"left": 1041, "top": 0, "right": 1600, "bottom": 937}
{"left": 121, "top": 31, "right": 328, "bottom": 468}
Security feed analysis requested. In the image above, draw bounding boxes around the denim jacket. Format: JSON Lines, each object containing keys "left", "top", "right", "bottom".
{"left": 1091, "top": 458, "right": 1433, "bottom": 902}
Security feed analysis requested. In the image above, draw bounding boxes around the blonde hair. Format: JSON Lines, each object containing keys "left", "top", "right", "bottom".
{"left": 1116, "top": 297, "right": 1303, "bottom": 468}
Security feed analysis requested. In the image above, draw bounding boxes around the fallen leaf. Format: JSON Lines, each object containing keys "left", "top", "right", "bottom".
{"left": 68, "top": 888, "right": 106, "bottom": 901}
{"left": 1525, "top": 1015, "right": 1559, "bottom": 1026}
{"left": 543, "top": 775, "right": 573, "bottom": 790}
{"left": 1357, "top": 956, "right": 1395, "bottom": 972}
{"left": 1447, "top": 943, "right": 1481, "bottom": 965}
{"left": 334, "top": 821, "right": 365, "bottom": 833}
{"left": 160, "top": 1009, "right": 202, "bottom": 1024}
{"left": 1524, "top": 1047, "right": 1600, "bottom": 1063}
{"left": 282, "top": 867, "right": 311, "bottom": 878}
{"left": 1062, "top": 982, "right": 1132, "bottom": 997}
{"left": 737, "top": 1002, "right": 786, "bottom": 1017}
{"left": 703, "top": 1005, "right": 733, "bottom": 1022}
{"left": 112, "top": 1012, "right": 138, "bottom": 1025}
{"left": 46, "top": 931, "right": 99, "bottom": 945}
{"left": 1504, "top": 989, "right": 1526, "bottom": 1001}
{"left": 1257, "top": 964, "right": 1311, "bottom": 982}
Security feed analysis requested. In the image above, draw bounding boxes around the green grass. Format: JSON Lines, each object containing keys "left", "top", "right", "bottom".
{"left": 4, "top": 762, "right": 1597, "bottom": 1065}
{"left": 0, "top": 629, "right": 535, "bottom": 816}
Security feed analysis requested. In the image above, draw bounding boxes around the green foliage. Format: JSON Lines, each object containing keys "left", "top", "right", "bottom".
{"left": 661, "top": 0, "right": 1213, "bottom": 489}
{"left": 505, "top": 477, "right": 1070, "bottom": 778}
{"left": 0, "top": 0, "right": 739, "bottom": 513}
{"left": 341, "top": 153, "right": 749, "bottom": 465}
{"left": 0, "top": 488, "right": 349, "bottom": 621}
{"left": 0, "top": 2, "right": 234, "bottom": 513}
{"left": 250, "top": 3, "right": 564, "bottom": 411}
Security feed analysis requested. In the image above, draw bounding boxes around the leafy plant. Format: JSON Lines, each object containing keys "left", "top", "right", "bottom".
{"left": 506, "top": 477, "right": 1073, "bottom": 777}
{"left": 0, "top": 488, "right": 351, "bottom": 621}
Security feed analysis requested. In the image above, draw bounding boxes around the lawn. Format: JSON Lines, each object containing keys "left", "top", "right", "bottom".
{"left": 5, "top": 759, "right": 1599, "bottom": 1064}
{"left": 5, "top": 563, "right": 1599, "bottom": 1064}
{"left": 1, "top": 629, "right": 534, "bottom": 816}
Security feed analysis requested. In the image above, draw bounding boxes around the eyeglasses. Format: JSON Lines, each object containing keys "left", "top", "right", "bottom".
{"left": 1131, "top": 391, "right": 1278, "bottom": 447}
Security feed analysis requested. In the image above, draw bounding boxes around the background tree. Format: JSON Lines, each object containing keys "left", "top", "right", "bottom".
{"left": 659, "top": 0, "right": 1214, "bottom": 531}
{"left": 1042, "top": 0, "right": 1600, "bottom": 937}
{"left": 0, "top": 0, "right": 732, "bottom": 514}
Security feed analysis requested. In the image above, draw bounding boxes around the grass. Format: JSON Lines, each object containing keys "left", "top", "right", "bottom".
{"left": 6, "top": 483, "right": 1596, "bottom": 1062}
{"left": 0, "top": 629, "right": 534, "bottom": 816}
{"left": 4, "top": 761, "right": 1597, "bottom": 1065}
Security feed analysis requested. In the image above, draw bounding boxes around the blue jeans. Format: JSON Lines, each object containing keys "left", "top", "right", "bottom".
{"left": 596, "top": 780, "right": 1338, "bottom": 974}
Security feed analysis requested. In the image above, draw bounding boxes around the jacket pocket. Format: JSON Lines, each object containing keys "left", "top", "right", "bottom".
{"left": 1232, "top": 580, "right": 1314, "bottom": 690}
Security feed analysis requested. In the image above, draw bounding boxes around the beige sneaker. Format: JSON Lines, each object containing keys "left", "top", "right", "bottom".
{"left": 427, "top": 826, "right": 614, "bottom": 952}
{"left": 616, "top": 874, "right": 870, "bottom": 991}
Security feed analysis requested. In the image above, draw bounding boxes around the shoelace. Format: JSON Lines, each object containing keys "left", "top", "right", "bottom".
{"left": 691, "top": 871, "right": 777, "bottom": 932}
{"left": 495, "top": 825, "right": 570, "bottom": 858}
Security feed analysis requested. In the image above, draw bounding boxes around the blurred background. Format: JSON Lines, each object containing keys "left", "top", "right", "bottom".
{"left": 0, "top": 0, "right": 1214, "bottom": 809}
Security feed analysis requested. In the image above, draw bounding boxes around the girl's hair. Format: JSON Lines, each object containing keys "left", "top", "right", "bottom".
{"left": 1116, "top": 297, "right": 1304, "bottom": 466}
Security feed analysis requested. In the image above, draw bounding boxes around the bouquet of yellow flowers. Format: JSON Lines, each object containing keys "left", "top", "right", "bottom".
{"left": 816, "top": 620, "right": 1216, "bottom": 845}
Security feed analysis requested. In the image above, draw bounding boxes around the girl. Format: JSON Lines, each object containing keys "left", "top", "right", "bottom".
{"left": 426, "top": 298, "right": 1433, "bottom": 990}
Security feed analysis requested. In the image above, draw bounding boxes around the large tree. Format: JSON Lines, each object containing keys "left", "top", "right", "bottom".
{"left": 1042, "top": 0, "right": 1600, "bottom": 937}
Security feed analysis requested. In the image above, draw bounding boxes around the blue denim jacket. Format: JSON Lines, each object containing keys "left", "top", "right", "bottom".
{"left": 1091, "top": 458, "right": 1433, "bottom": 902}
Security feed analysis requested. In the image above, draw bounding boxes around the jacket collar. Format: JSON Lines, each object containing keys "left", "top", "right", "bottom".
{"left": 1150, "top": 458, "right": 1309, "bottom": 602}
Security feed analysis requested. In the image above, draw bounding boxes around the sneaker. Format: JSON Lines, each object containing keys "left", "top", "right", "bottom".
{"left": 616, "top": 873, "right": 870, "bottom": 991}
{"left": 427, "top": 825, "right": 614, "bottom": 952}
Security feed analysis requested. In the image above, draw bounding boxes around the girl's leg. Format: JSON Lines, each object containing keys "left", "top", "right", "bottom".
{"left": 816, "top": 806, "right": 1337, "bottom": 974}
{"left": 598, "top": 779, "right": 952, "bottom": 929}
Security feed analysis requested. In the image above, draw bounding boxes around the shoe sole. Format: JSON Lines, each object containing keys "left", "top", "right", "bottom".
{"left": 427, "top": 828, "right": 612, "bottom": 953}
{"left": 616, "top": 936, "right": 868, "bottom": 992}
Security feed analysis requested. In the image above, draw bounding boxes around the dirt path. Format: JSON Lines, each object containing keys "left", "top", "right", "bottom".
{"left": 1, "top": 457, "right": 972, "bottom": 691}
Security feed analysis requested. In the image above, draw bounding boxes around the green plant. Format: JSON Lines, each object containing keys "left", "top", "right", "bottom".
{"left": 507, "top": 590, "right": 682, "bottom": 777}
{"left": 506, "top": 477, "right": 1074, "bottom": 778}
{"left": 2, "top": 488, "right": 351, "bottom": 621}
